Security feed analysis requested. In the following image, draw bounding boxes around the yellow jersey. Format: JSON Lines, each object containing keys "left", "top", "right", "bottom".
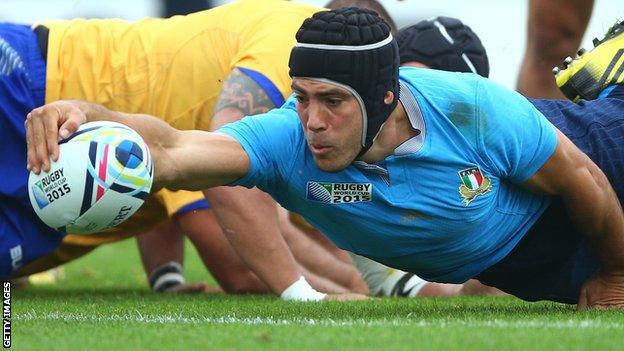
{"left": 43, "top": 0, "right": 319, "bottom": 130}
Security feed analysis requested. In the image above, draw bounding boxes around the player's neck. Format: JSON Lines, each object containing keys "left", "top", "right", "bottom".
{"left": 359, "top": 101, "right": 416, "bottom": 163}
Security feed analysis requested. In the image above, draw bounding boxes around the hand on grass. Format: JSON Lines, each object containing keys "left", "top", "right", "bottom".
{"left": 578, "top": 273, "right": 624, "bottom": 309}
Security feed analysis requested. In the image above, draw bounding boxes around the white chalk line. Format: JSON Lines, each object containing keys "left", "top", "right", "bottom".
{"left": 13, "top": 311, "right": 624, "bottom": 329}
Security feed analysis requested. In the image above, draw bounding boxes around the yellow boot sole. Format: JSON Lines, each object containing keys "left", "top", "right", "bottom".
{"left": 555, "top": 21, "right": 624, "bottom": 101}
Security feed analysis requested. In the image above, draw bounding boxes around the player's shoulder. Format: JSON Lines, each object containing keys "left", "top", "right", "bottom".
{"left": 399, "top": 67, "right": 481, "bottom": 91}
{"left": 400, "top": 67, "right": 526, "bottom": 112}
{"left": 399, "top": 67, "right": 483, "bottom": 117}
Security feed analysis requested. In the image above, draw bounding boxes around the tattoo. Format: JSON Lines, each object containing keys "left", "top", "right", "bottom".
{"left": 215, "top": 68, "right": 277, "bottom": 116}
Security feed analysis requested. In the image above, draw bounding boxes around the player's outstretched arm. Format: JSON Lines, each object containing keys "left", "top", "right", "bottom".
{"left": 25, "top": 100, "right": 249, "bottom": 190}
{"left": 205, "top": 69, "right": 368, "bottom": 300}
{"left": 523, "top": 130, "right": 624, "bottom": 309}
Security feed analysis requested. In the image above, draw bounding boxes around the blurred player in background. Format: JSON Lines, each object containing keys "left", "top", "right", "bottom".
{"left": 517, "top": 0, "right": 595, "bottom": 98}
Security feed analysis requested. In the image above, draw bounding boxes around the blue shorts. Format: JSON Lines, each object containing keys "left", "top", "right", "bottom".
{"left": 475, "top": 88, "right": 624, "bottom": 304}
{"left": 0, "top": 23, "right": 63, "bottom": 278}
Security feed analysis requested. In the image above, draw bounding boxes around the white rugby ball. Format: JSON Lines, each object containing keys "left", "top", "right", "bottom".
{"left": 28, "top": 121, "right": 153, "bottom": 234}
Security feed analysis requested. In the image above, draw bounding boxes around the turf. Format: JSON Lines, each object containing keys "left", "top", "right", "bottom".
{"left": 12, "top": 239, "right": 624, "bottom": 351}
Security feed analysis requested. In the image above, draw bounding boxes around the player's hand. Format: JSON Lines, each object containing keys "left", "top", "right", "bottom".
{"left": 577, "top": 273, "right": 624, "bottom": 309}
{"left": 163, "top": 282, "right": 224, "bottom": 294}
{"left": 25, "top": 100, "right": 88, "bottom": 174}
{"left": 323, "top": 293, "right": 370, "bottom": 301}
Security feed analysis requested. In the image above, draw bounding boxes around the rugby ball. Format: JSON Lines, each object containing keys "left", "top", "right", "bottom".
{"left": 28, "top": 121, "right": 153, "bottom": 234}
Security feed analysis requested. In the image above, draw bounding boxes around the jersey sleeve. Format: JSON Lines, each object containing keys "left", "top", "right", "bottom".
{"left": 217, "top": 103, "right": 303, "bottom": 192}
{"left": 476, "top": 79, "right": 558, "bottom": 183}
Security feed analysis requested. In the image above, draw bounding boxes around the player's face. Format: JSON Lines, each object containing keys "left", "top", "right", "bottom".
{"left": 292, "top": 78, "right": 363, "bottom": 172}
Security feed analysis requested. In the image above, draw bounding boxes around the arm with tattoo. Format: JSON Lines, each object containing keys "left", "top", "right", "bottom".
{"left": 211, "top": 68, "right": 276, "bottom": 128}
{"left": 206, "top": 68, "right": 305, "bottom": 295}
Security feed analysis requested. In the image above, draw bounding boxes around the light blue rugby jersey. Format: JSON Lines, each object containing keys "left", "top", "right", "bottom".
{"left": 218, "top": 67, "right": 558, "bottom": 283}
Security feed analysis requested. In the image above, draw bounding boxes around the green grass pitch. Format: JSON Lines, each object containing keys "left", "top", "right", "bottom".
{"left": 13, "top": 239, "right": 624, "bottom": 350}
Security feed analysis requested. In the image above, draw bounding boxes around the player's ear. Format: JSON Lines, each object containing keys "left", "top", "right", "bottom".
{"left": 383, "top": 91, "right": 394, "bottom": 105}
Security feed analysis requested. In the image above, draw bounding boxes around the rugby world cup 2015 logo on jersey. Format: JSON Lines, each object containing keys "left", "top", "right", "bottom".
{"left": 458, "top": 166, "right": 491, "bottom": 205}
{"left": 306, "top": 182, "right": 372, "bottom": 204}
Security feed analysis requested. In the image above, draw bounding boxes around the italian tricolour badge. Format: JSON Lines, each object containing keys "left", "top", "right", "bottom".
{"left": 458, "top": 166, "right": 492, "bottom": 205}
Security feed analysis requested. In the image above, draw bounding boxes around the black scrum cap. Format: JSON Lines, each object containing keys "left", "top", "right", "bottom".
{"left": 396, "top": 16, "right": 489, "bottom": 77}
{"left": 289, "top": 7, "right": 400, "bottom": 153}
